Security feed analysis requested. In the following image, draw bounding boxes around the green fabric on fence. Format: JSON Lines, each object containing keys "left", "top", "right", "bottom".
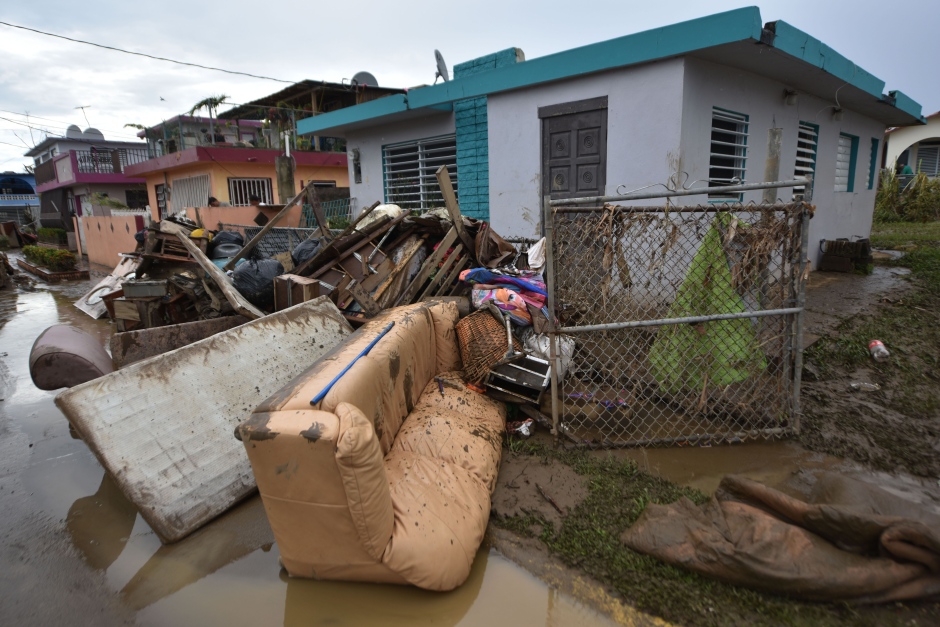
{"left": 648, "top": 214, "right": 766, "bottom": 394}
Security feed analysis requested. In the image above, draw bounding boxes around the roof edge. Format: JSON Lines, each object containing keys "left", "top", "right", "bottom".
{"left": 298, "top": 6, "right": 764, "bottom": 136}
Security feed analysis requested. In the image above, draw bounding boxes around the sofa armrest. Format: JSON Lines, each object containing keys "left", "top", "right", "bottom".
{"left": 334, "top": 402, "right": 394, "bottom": 560}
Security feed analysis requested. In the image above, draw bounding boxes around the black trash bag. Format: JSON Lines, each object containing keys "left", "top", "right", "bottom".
{"left": 291, "top": 237, "right": 325, "bottom": 268}
{"left": 134, "top": 229, "right": 147, "bottom": 245}
{"left": 232, "top": 259, "right": 284, "bottom": 310}
{"left": 208, "top": 230, "right": 244, "bottom": 255}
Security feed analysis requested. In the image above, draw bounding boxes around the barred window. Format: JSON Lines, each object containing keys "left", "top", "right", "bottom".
{"left": 383, "top": 135, "right": 457, "bottom": 212}
{"left": 708, "top": 107, "right": 748, "bottom": 200}
{"left": 228, "top": 177, "right": 273, "bottom": 206}
{"left": 170, "top": 174, "right": 210, "bottom": 212}
{"left": 793, "top": 122, "right": 818, "bottom": 199}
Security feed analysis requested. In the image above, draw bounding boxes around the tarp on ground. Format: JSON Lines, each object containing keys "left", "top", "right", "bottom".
{"left": 621, "top": 473, "right": 940, "bottom": 603}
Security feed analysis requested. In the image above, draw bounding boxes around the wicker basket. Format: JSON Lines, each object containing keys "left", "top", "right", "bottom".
{"left": 455, "top": 310, "right": 523, "bottom": 385}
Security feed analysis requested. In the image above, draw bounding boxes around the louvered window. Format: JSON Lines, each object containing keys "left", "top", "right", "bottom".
{"left": 708, "top": 108, "right": 748, "bottom": 200}
{"left": 916, "top": 143, "right": 940, "bottom": 177}
{"left": 835, "top": 133, "right": 858, "bottom": 192}
{"left": 793, "top": 122, "right": 818, "bottom": 200}
{"left": 383, "top": 135, "right": 457, "bottom": 212}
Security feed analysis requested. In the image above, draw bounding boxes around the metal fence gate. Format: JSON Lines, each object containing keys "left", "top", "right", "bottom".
{"left": 543, "top": 179, "right": 812, "bottom": 448}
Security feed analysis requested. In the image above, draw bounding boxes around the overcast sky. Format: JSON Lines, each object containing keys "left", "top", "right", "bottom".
{"left": 2, "top": 1, "right": 938, "bottom": 173}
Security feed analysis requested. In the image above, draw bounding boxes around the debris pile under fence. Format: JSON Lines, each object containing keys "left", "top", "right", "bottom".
{"left": 547, "top": 201, "right": 810, "bottom": 448}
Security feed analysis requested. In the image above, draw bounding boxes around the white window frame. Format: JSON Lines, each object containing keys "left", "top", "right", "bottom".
{"left": 708, "top": 107, "right": 748, "bottom": 200}
{"left": 169, "top": 174, "right": 211, "bottom": 212}
{"left": 383, "top": 135, "right": 457, "bottom": 212}
{"left": 228, "top": 177, "right": 273, "bottom": 206}
{"left": 793, "top": 122, "right": 818, "bottom": 200}
{"left": 915, "top": 143, "right": 940, "bottom": 177}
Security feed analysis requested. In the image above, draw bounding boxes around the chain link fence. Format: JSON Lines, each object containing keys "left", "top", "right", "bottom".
{"left": 218, "top": 224, "right": 319, "bottom": 259}
{"left": 546, "top": 189, "right": 811, "bottom": 448}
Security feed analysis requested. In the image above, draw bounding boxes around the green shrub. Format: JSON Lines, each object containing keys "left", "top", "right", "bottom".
{"left": 22, "top": 245, "right": 77, "bottom": 271}
{"left": 0, "top": 234, "right": 10, "bottom": 250}
{"left": 37, "top": 227, "right": 68, "bottom": 245}
{"left": 875, "top": 170, "right": 940, "bottom": 223}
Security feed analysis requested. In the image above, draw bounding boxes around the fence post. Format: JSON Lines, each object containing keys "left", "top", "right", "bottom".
{"left": 543, "top": 194, "right": 561, "bottom": 445}
{"left": 791, "top": 174, "right": 812, "bottom": 434}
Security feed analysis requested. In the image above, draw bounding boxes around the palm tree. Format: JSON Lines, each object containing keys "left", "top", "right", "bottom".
{"left": 188, "top": 95, "right": 229, "bottom": 145}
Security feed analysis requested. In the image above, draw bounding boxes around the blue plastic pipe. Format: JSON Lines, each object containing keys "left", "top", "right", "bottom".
{"left": 310, "top": 321, "right": 395, "bottom": 405}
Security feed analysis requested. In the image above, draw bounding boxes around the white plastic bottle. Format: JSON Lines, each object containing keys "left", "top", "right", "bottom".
{"left": 868, "top": 340, "right": 890, "bottom": 362}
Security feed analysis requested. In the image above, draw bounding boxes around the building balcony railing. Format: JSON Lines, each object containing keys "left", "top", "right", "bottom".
{"left": 75, "top": 148, "right": 152, "bottom": 175}
{"left": 0, "top": 194, "right": 38, "bottom": 201}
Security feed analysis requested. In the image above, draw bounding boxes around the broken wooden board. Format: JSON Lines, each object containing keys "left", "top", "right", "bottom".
{"left": 395, "top": 227, "right": 458, "bottom": 306}
{"left": 172, "top": 231, "right": 264, "bottom": 319}
{"left": 55, "top": 297, "right": 353, "bottom": 543}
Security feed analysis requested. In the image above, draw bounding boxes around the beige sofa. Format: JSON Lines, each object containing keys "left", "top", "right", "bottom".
{"left": 236, "top": 301, "right": 506, "bottom": 591}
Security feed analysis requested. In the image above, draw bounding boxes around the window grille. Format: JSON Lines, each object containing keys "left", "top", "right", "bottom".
{"left": 835, "top": 133, "right": 857, "bottom": 192}
{"left": 383, "top": 135, "right": 457, "bottom": 212}
{"left": 793, "top": 122, "right": 818, "bottom": 199}
{"left": 916, "top": 143, "right": 940, "bottom": 177}
{"left": 708, "top": 108, "right": 748, "bottom": 200}
{"left": 170, "top": 174, "right": 211, "bottom": 212}
{"left": 228, "top": 177, "right": 273, "bottom": 206}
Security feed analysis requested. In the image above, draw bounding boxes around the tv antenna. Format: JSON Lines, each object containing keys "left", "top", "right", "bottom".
{"left": 75, "top": 105, "right": 92, "bottom": 127}
{"left": 434, "top": 50, "right": 449, "bottom": 83}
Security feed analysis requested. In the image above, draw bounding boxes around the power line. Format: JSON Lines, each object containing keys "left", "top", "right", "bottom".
{"left": 0, "top": 109, "right": 140, "bottom": 137}
{"left": 0, "top": 115, "right": 142, "bottom": 142}
{"left": 0, "top": 21, "right": 296, "bottom": 84}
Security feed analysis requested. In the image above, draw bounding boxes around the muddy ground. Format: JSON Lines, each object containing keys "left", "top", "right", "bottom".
{"left": 486, "top": 237, "right": 940, "bottom": 626}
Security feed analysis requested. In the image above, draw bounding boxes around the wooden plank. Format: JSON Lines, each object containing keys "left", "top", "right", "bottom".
{"left": 417, "top": 243, "right": 463, "bottom": 301}
{"left": 173, "top": 231, "right": 265, "bottom": 319}
{"left": 294, "top": 201, "right": 382, "bottom": 276}
{"left": 223, "top": 181, "right": 317, "bottom": 271}
{"left": 435, "top": 165, "right": 475, "bottom": 254}
{"left": 395, "top": 227, "right": 458, "bottom": 306}
{"left": 336, "top": 258, "right": 393, "bottom": 309}
{"left": 345, "top": 280, "right": 383, "bottom": 317}
{"left": 446, "top": 258, "right": 471, "bottom": 295}
{"left": 433, "top": 249, "right": 469, "bottom": 297}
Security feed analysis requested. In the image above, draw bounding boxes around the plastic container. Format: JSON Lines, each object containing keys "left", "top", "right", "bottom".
{"left": 868, "top": 340, "right": 890, "bottom": 362}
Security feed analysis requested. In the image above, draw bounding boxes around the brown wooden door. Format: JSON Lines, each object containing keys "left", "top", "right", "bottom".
{"left": 540, "top": 96, "right": 608, "bottom": 199}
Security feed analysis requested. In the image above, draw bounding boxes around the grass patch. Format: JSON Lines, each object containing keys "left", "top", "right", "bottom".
{"left": 870, "top": 221, "right": 940, "bottom": 250}
{"left": 492, "top": 441, "right": 888, "bottom": 626}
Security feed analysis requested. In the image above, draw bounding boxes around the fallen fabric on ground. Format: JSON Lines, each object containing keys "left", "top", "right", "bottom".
{"left": 621, "top": 473, "right": 940, "bottom": 603}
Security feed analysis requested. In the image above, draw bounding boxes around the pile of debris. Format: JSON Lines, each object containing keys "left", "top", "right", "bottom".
{"left": 75, "top": 168, "right": 559, "bottom": 427}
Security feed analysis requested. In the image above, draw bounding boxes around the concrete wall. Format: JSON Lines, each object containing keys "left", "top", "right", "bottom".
{"left": 80, "top": 214, "right": 145, "bottom": 271}
{"left": 344, "top": 113, "right": 456, "bottom": 214}
{"left": 486, "top": 58, "right": 686, "bottom": 238}
{"left": 680, "top": 57, "right": 885, "bottom": 266}
{"left": 144, "top": 162, "right": 348, "bottom": 221}
{"left": 182, "top": 204, "right": 304, "bottom": 230}
{"left": 884, "top": 115, "right": 940, "bottom": 169}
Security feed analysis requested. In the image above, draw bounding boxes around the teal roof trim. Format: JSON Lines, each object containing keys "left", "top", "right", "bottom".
{"left": 769, "top": 20, "right": 885, "bottom": 98}
{"left": 297, "top": 6, "right": 763, "bottom": 135}
{"left": 297, "top": 94, "right": 409, "bottom": 136}
{"left": 885, "top": 90, "right": 924, "bottom": 121}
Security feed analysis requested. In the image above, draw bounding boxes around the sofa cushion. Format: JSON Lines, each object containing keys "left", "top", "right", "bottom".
{"left": 335, "top": 402, "right": 394, "bottom": 561}
{"left": 391, "top": 373, "right": 505, "bottom": 492}
{"left": 381, "top": 449, "right": 491, "bottom": 591}
{"left": 256, "top": 304, "right": 439, "bottom": 454}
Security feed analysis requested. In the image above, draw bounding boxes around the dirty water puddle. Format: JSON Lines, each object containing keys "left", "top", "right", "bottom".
{"left": 0, "top": 275, "right": 618, "bottom": 626}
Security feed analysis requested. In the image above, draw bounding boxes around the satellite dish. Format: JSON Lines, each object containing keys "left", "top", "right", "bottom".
{"left": 351, "top": 71, "right": 378, "bottom": 87}
{"left": 65, "top": 124, "right": 83, "bottom": 139}
{"left": 434, "top": 50, "right": 449, "bottom": 83}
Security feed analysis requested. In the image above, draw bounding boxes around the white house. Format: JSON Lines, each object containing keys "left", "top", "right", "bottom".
{"left": 297, "top": 7, "right": 924, "bottom": 267}
{"left": 883, "top": 111, "right": 939, "bottom": 177}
